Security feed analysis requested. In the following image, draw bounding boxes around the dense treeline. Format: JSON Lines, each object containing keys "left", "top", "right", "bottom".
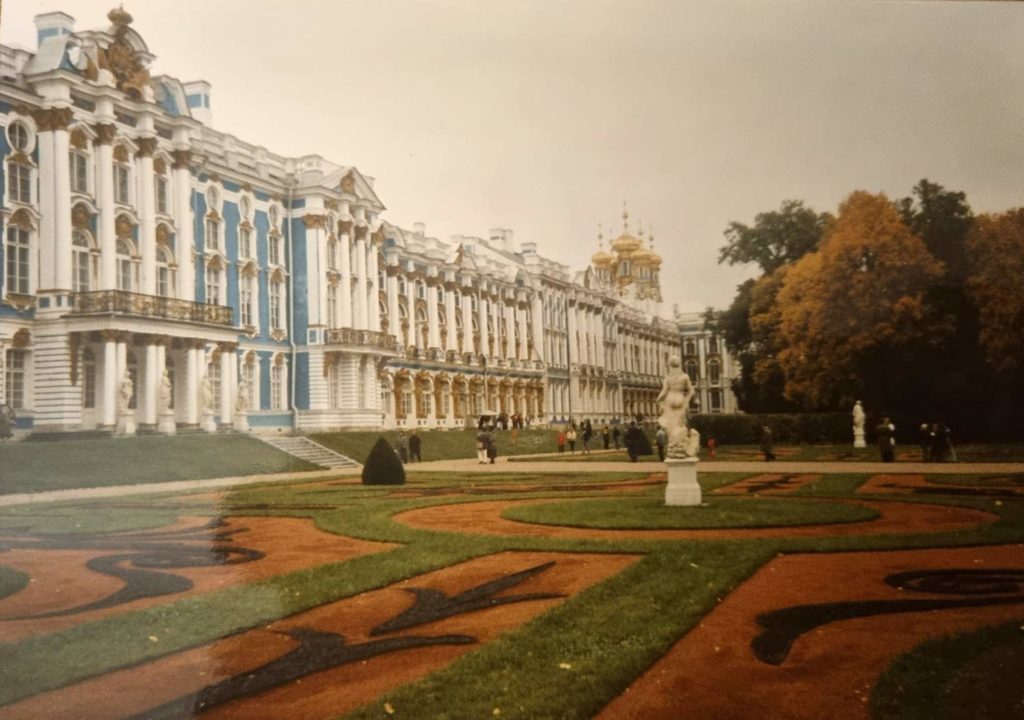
{"left": 709, "top": 180, "right": 1024, "bottom": 442}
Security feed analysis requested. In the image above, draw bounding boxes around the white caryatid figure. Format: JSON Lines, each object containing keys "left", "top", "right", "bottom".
{"left": 657, "top": 356, "right": 696, "bottom": 459}
{"left": 853, "top": 400, "right": 867, "bottom": 448}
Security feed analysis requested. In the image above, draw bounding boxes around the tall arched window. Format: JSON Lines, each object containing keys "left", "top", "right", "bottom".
{"left": 72, "top": 229, "right": 94, "bottom": 292}
{"left": 116, "top": 238, "right": 134, "bottom": 291}
{"left": 5, "top": 212, "right": 33, "bottom": 294}
{"left": 271, "top": 355, "right": 286, "bottom": 409}
{"left": 81, "top": 347, "right": 96, "bottom": 409}
{"left": 113, "top": 145, "right": 132, "bottom": 205}
{"left": 708, "top": 358, "right": 721, "bottom": 384}
{"left": 156, "top": 244, "right": 175, "bottom": 298}
{"left": 326, "top": 282, "right": 338, "bottom": 328}
{"left": 6, "top": 121, "right": 35, "bottom": 205}
{"left": 205, "top": 258, "right": 224, "bottom": 305}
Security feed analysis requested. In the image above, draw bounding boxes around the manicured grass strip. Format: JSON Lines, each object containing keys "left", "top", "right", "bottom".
{"left": 0, "top": 435, "right": 316, "bottom": 494}
{"left": 924, "top": 473, "right": 1024, "bottom": 488}
{"left": 793, "top": 473, "right": 869, "bottom": 496}
{"left": 0, "top": 505, "right": 180, "bottom": 534}
{"left": 871, "top": 619, "right": 1024, "bottom": 720}
{"left": 346, "top": 544, "right": 775, "bottom": 720}
{"left": 312, "top": 428, "right": 564, "bottom": 463}
{"left": 0, "top": 565, "right": 29, "bottom": 601}
{"left": 502, "top": 496, "right": 878, "bottom": 530}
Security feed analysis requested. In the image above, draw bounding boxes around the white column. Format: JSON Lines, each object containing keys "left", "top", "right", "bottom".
{"left": 354, "top": 229, "right": 368, "bottom": 330}
{"left": 339, "top": 225, "right": 353, "bottom": 327}
{"left": 478, "top": 292, "right": 490, "bottom": 356}
{"left": 445, "top": 287, "right": 458, "bottom": 352}
{"left": 368, "top": 241, "right": 380, "bottom": 331}
{"left": 102, "top": 333, "right": 118, "bottom": 426}
{"left": 185, "top": 342, "right": 200, "bottom": 424}
{"left": 517, "top": 304, "right": 529, "bottom": 360}
{"left": 96, "top": 127, "right": 117, "bottom": 290}
{"left": 427, "top": 280, "right": 440, "bottom": 349}
{"left": 461, "top": 291, "right": 474, "bottom": 354}
{"left": 387, "top": 271, "right": 400, "bottom": 341}
{"left": 531, "top": 295, "right": 544, "bottom": 363}
{"left": 142, "top": 340, "right": 160, "bottom": 425}
{"left": 567, "top": 302, "right": 578, "bottom": 365}
{"left": 171, "top": 149, "right": 194, "bottom": 299}
{"left": 491, "top": 296, "right": 502, "bottom": 359}
{"left": 219, "top": 345, "right": 233, "bottom": 423}
{"left": 404, "top": 275, "right": 416, "bottom": 348}
{"left": 136, "top": 139, "right": 157, "bottom": 295}
{"left": 503, "top": 303, "right": 516, "bottom": 359}
{"left": 304, "top": 216, "right": 325, "bottom": 329}
{"left": 35, "top": 115, "right": 73, "bottom": 292}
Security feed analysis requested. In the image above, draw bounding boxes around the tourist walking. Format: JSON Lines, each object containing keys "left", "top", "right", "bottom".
{"left": 707, "top": 436, "right": 717, "bottom": 459}
{"left": 655, "top": 427, "right": 667, "bottom": 462}
{"left": 487, "top": 432, "right": 498, "bottom": 464}
{"left": 582, "top": 422, "right": 593, "bottom": 455}
{"left": 919, "top": 423, "right": 933, "bottom": 462}
{"left": 624, "top": 421, "right": 651, "bottom": 462}
{"left": 602, "top": 424, "right": 610, "bottom": 449}
{"left": 408, "top": 431, "right": 422, "bottom": 463}
{"left": 760, "top": 425, "right": 775, "bottom": 462}
{"left": 612, "top": 425, "right": 621, "bottom": 449}
{"left": 476, "top": 430, "right": 489, "bottom": 464}
{"left": 567, "top": 427, "right": 577, "bottom": 453}
{"left": 557, "top": 429, "right": 566, "bottom": 454}
{"left": 396, "top": 431, "right": 410, "bottom": 464}
{"left": 877, "top": 417, "right": 896, "bottom": 463}
{"left": 0, "top": 403, "right": 14, "bottom": 440}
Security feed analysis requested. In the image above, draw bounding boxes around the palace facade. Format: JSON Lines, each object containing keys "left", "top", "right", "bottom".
{"left": 0, "top": 8, "right": 686, "bottom": 436}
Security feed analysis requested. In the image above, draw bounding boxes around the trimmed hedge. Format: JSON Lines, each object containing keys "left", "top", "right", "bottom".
{"left": 690, "top": 412, "right": 851, "bottom": 445}
{"left": 361, "top": 437, "right": 406, "bottom": 485}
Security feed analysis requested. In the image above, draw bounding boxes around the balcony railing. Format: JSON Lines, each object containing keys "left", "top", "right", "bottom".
{"left": 72, "top": 291, "right": 233, "bottom": 326}
{"left": 326, "top": 327, "right": 399, "bottom": 351}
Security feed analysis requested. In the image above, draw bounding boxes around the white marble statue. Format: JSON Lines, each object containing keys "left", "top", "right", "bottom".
{"left": 235, "top": 379, "right": 250, "bottom": 413}
{"left": 159, "top": 370, "right": 173, "bottom": 413}
{"left": 852, "top": 400, "right": 867, "bottom": 448}
{"left": 200, "top": 375, "right": 215, "bottom": 413}
{"left": 117, "top": 374, "right": 134, "bottom": 415}
{"left": 686, "top": 428, "right": 701, "bottom": 458}
{"left": 656, "top": 357, "right": 696, "bottom": 458}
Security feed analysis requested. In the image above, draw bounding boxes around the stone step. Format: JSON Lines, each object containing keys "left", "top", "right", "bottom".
{"left": 255, "top": 435, "right": 360, "bottom": 470}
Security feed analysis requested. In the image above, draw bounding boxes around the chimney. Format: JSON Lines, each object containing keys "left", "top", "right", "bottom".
{"left": 34, "top": 12, "right": 75, "bottom": 47}
{"left": 489, "top": 227, "right": 518, "bottom": 253}
{"left": 413, "top": 221, "right": 426, "bottom": 236}
{"left": 183, "top": 80, "right": 212, "bottom": 126}
{"left": 521, "top": 241, "right": 537, "bottom": 255}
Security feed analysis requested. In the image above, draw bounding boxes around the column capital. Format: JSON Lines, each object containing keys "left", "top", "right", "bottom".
{"left": 135, "top": 136, "right": 158, "bottom": 158}
{"left": 303, "top": 213, "right": 328, "bottom": 230}
{"left": 184, "top": 338, "right": 207, "bottom": 350}
{"left": 338, "top": 219, "right": 353, "bottom": 235}
{"left": 354, "top": 225, "right": 368, "bottom": 241}
{"left": 171, "top": 149, "right": 193, "bottom": 169}
{"left": 30, "top": 106, "right": 74, "bottom": 132}
{"left": 93, "top": 123, "right": 118, "bottom": 145}
{"left": 218, "top": 341, "right": 239, "bottom": 353}
{"left": 101, "top": 329, "right": 130, "bottom": 343}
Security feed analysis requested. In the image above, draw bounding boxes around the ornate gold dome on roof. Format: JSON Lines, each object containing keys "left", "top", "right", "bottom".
{"left": 610, "top": 203, "right": 642, "bottom": 254}
{"left": 591, "top": 226, "right": 613, "bottom": 267}
{"left": 646, "top": 228, "right": 662, "bottom": 267}
{"left": 108, "top": 5, "right": 134, "bottom": 26}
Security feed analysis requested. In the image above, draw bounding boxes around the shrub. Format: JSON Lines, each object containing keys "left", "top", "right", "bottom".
{"left": 361, "top": 437, "right": 406, "bottom": 485}
{"left": 689, "top": 412, "right": 850, "bottom": 445}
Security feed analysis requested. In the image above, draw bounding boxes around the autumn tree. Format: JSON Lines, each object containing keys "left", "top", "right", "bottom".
{"left": 775, "top": 191, "right": 944, "bottom": 413}
{"left": 967, "top": 209, "right": 1024, "bottom": 381}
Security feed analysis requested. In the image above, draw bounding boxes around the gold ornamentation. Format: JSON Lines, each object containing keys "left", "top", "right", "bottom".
{"left": 171, "top": 149, "right": 192, "bottom": 169}
{"left": 338, "top": 220, "right": 353, "bottom": 235}
{"left": 70, "top": 128, "right": 89, "bottom": 149}
{"left": 72, "top": 204, "right": 93, "bottom": 229}
{"left": 303, "top": 214, "right": 327, "bottom": 230}
{"left": 92, "top": 123, "right": 116, "bottom": 145}
{"left": 113, "top": 144, "right": 130, "bottom": 163}
{"left": 354, "top": 225, "right": 368, "bottom": 241}
{"left": 9, "top": 209, "right": 35, "bottom": 230}
{"left": 98, "top": 10, "right": 152, "bottom": 101}
{"left": 153, "top": 156, "right": 167, "bottom": 174}
{"left": 340, "top": 172, "right": 356, "bottom": 195}
{"left": 30, "top": 107, "right": 74, "bottom": 132}
{"left": 156, "top": 224, "right": 171, "bottom": 246}
{"left": 12, "top": 329, "right": 32, "bottom": 348}
{"left": 115, "top": 214, "right": 135, "bottom": 238}
{"left": 135, "top": 137, "right": 157, "bottom": 158}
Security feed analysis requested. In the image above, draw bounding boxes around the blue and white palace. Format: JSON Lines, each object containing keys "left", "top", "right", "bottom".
{"left": 0, "top": 8, "right": 734, "bottom": 437}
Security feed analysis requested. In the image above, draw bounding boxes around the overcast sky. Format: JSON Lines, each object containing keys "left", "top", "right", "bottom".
{"left": 3, "top": 0, "right": 1022, "bottom": 311}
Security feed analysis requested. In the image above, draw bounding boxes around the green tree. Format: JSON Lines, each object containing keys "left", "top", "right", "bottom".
{"left": 775, "top": 191, "right": 944, "bottom": 412}
{"left": 718, "top": 199, "right": 830, "bottom": 274}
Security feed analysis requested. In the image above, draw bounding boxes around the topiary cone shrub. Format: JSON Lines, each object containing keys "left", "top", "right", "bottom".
{"left": 362, "top": 437, "right": 406, "bottom": 485}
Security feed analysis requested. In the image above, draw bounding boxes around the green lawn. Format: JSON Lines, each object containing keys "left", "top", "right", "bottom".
{"left": 312, "top": 427, "right": 567, "bottom": 462}
{"left": 0, "top": 468, "right": 1021, "bottom": 717}
{"left": 0, "top": 435, "right": 316, "bottom": 494}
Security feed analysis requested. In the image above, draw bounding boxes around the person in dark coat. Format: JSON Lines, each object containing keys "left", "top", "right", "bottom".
{"left": 760, "top": 425, "right": 775, "bottom": 462}
{"left": 601, "top": 424, "right": 610, "bottom": 450}
{"left": 408, "top": 431, "right": 422, "bottom": 463}
{"left": 486, "top": 432, "right": 497, "bottom": 464}
{"left": 919, "top": 423, "right": 933, "bottom": 462}
{"left": 612, "top": 425, "right": 621, "bottom": 449}
{"left": 624, "top": 421, "right": 652, "bottom": 462}
{"left": 877, "top": 417, "right": 895, "bottom": 462}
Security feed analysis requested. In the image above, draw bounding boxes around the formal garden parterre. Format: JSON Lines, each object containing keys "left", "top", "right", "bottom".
{"left": 0, "top": 462, "right": 1022, "bottom": 720}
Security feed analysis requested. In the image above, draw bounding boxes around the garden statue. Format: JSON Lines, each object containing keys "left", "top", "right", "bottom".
{"left": 117, "top": 374, "right": 134, "bottom": 415}
{"left": 159, "top": 370, "right": 173, "bottom": 413}
{"left": 852, "top": 400, "right": 866, "bottom": 448}
{"left": 200, "top": 375, "right": 215, "bottom": 413}
{"left": 235, "top": 379, "right": 250, "bottom": 413}
{"left": 656, "top": 357, "right": 696, "bottom": 458}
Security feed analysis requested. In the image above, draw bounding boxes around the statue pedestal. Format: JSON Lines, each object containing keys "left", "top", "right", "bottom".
{"left": 665, "top": 457, "right": 701, "bottom": 506}
{"left": 853, "top": 429, "right": 866, "bottom": 448}
{"left": 116, "top": 412, "right": 136, "bottom": 436}
{"left": 158, "top": 411, "right": 176, "bottom": 436}
{"left": 201, "top": 412, "right": 217, "bottom": 434}
{"left": 233, "top": 412, "right": 250, "bottom": 433}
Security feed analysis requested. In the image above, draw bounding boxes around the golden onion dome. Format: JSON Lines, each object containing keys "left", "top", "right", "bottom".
{"left": 108, "top": 5, "right": 134, "bottom": 25}
{"left": 647, "top": 229, "right": 662, "bottom": 267}
{"left": 591, "top": 225, "right": 614, "bottom": 267}
{"left": 610, "top": 205, "right": 642, "bottom": 253}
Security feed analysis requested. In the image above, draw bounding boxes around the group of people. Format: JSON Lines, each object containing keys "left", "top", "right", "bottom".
{"left": 919, "top": 422, "right": 957, "bottom": 463}
{"left": 475, "top": 429, "right": 498, "bottom": 464}
{"left": 478, "top": 414, "right": 530, "bottom": 432}
{"left": 393, "top": 430, "right": 423, "bottom": 464}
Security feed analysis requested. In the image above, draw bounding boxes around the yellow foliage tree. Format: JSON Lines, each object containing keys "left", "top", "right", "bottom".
{"left": 967, "top": 209, "right": 1024, "bottom": 378}
{"left": 775, "top": 191, "right": 944, "bottom": 409}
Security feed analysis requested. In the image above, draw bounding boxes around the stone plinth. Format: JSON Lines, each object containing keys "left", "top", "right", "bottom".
{"left": 201, "top": 412, "right": 217, "bottom": 434}
{"left": 116, "top": 412, "right": 136, "bottom": 436}
{"left": 233, "top": 412, "right": 250, "bottom": 433}
{"left": 853, "top": 429, "right": 866, "bottom": 448}
{"left": 158, "top": 411, "right": 177, "bottom": 435}
{"left": 665, "top": 457, "right": 701, "bottom": 506}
